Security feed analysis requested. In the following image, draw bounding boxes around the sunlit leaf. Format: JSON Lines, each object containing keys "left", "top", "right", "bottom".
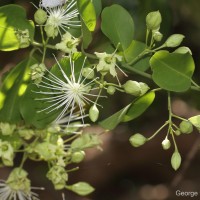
{"left": 0, "top": 58, "right": 36, "bottom": 123}
{"left": 0, "top": 4, "right": 34, "bottom": 51}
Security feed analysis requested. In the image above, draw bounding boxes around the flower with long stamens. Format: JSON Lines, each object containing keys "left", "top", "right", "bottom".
{"left": 44, "top": 0, "right": 81, "bottom": 37}
{"left": 40, "top": 0, "right": 66, "bottom": 8}
{"left": 36, "top": 56, "right": 100, "bottom": 125}
{"left": 0, "top": 168, "right": 44, "bottom": 200}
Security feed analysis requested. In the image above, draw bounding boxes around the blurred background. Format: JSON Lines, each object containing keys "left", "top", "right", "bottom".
{"left": 1, "top": 0, "right": 200, "bottom": 200}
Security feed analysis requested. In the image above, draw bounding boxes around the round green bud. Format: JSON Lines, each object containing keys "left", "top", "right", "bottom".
{"left": 129, "top": 133, "right": 147, "bottom": 147}
{"left": 171, "top": 151, "right": 181, "bottom": 171}
{"left": 139, "top": 82, "right": 149, "bottom": 96}
{"left": 179, "top": 120, "right": 193, "bottom": 134}
{"left": 107, "top": 86, "right": 116, "bottom": 95}
{"left": 146, "top": 11, "right": 162, "bottom": 30}
{"left": 123, "top": 80, "right": 141, "bottom": 96}
{"left": 161, "top": 138, "right": 171, "bottom": 150}
{"left": 34, "top": 9, "right": 47, "bottom": 25}
{"left": 82, "top": 68, "right": 94, "bottom": 79}
{"left": 69, "top": 182, "right": 95, "bottom": 196}
{"left": 44, "top": 24, "right": 58, "bottom": 38}
{"left": 89, "top": 104, "right": 99, "bottom": 122}
{"left": 175, "top": 130, "right": 181, "bottom": 136}
{"left": 71, "top": 151, "right": 85, "bottom": 163}
{"left": 165, "top": 34, "right": 185, "bottom": 48}
{"left": 153, "top": 31, "right": 163, "bottom": 42}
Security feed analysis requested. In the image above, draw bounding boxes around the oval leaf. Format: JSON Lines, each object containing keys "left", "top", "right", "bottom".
{"left": 99, "top": 92, "right": 155, "bottom": 130}
{"left": 101, "top": 4, "right": 134, "bottom": 50}
{"left": 122, "top": 91, "right": 155, "bottom": 122}
{"left": 0, "top": 4, "right": 34, "bottom": 51}
{"left": 150, "top": 51, "right": 195, "bottom": 92}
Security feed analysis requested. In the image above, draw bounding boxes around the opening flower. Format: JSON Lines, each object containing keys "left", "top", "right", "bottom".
{"left": 44, "top": 0, "right": 80, "bottom": 37}
{"left": 55, "top": 32, "right": 80, "bottom": 54}
{"left": 0, "top": 168, "right": 44, "bottom": 200}
{"left": 95, "top": 51, "right": 127, "bottom": 84}
{"left": 36, "top": 56, "right": 99, "bottom": 125}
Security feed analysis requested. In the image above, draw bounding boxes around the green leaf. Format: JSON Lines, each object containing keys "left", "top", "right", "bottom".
{"left": 189, "top": 115, "right": 200, "bottom": 131}
{"left": 150, "top": 51, "right": 195, "bottom": 92}
{"left": 99, "top": 91, "right": 155, "bottom": 130}
{"left": 122, "top": 92, "right": 155, "bottom": 122}
{"left": 0, "top": 4, "right": 34, "bottom": 51}
{"left": 77, "top": 0, "right": 96, "bottom": 31}
{"left": 0, "top": 58, "right": 36, "bottom": 123}
{"left": 101, "top": 4, "right": 134, "bottom": 50}
{"left": 81, "top": 21, "right": 93, "bottom": 49}
{"left": 92, "top": 0, "right": 102, "bottom": 18}
{"left": 123, "top": 40, "right": 150, "bottom": 71}
{"left": 99, "top": 104, "right": 130, "bottom": 130}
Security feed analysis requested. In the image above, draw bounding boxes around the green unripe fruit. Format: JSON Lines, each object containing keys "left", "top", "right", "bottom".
{"left": 146, "top": 11, "right": 162, "bottom": 30}
{"left": 82, "top": 68, "right": 94, "bottom": 79}
{"left": 34, "top": 9, "right": 47, "bottom": 25}
{"left": 161, "top": 138, "right": 171, "bottom": 150}
{"left": 89, "top": 104, "right": 99, "bottom": 122}
{"left": 179, "top": 120, "right": 193, "bottom": 134}
{"left": 171, "top": 151, "right": 181, "bottom": 171}
{"left": 129, "top": 133, "right": 147, "bottom": 147}
{"left": 69, "top": 182, "right": 95, "bottom": 196}
{"left": 71, "top": 151, "right": 85, "bottom": 163}
{"left": 107, "top": 86, "right": 116, "bottom": 95}
{"left": 153, "top": 31, "right": 163, "bottom": 42}
{"left": 123, "top": 80, "right": 141, "bottom": 96}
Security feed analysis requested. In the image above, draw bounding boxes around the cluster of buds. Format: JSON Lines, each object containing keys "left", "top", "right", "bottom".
{"left": 15, "top": 29, "right": 30, "bottom": 48}
{"left": 30, "top": 63, "right": 46, "bottom": 84}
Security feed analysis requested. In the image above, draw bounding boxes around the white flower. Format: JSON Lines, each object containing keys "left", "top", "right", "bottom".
{"left": 44, "top": 0, "right": 80, "bottom": 36}
{"left": 40, "top": 0, "right": 66, "bottom": 8}
{"left": 55, "top": 32, "right": 80, "bottom": 54}
{"left": 36, "top": 56, "right": 100, "bottom": 124}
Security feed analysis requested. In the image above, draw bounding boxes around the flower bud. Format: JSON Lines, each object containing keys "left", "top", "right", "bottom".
{"left": 129, "top": 133, "right": 147, "bottom": 147}
{"left": 174, "top": 46, "right": 192, "bottom": 55}
{"left": 146, "top": 11, "right": 162, "bottom": 30}
{"left": 0, "top": 140, "right": 14, "bottom": 166}
{"left": 175, "top": 130, "right": 181, "bottom": 136}
{"left": 82, "top": 68, "right": 94, "bottom": 79}
{"left": 71, "top": 151, "right": 85, "bottom": 163}
{"left": 0, "top": 122, "right": 16, "bottom": 135}
{"left": 34, "top": 9, "right": 47, "bottom": 25}
{"left": 161, "top": 138, "right": 171, "bottom": 150}
{"left": 123, "top": 80, "right": 141, "bottom": 96}
{"left": 107, "top": 86, "right": 116, "bottom": 95}
{"left": 44, "top": 24, "right": 58, "bottom": 38}
{"left": 68, "top": 182, "right": 95, "bottom": 196}
{"left": 30, "top": 63, "right": 46, "bottom": 84}
{"left": 15, "top": 29, "right": 30, "bottom": 48}
{"left": 18, "top": 129, "right": 34, "bottom": 140}
{"left": 179, "top": 120, "right": 193, "bottom": 134}
{"left": 153, "top": 31, "right": 163, "bottom": 42}
{"left": 89, "top": 104, "right": 99, "bottom": 122}
{"left": 139, "top": 82, "right": 149, "bottom": 96}
{"left": 171, "top": 151, "right": 181, "bottom": 171}
{"left": 47, "top": 166, "right": 68, "bottom": 190}
{"left": 165, "top": 34, "right": 185, "bottom": 48}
